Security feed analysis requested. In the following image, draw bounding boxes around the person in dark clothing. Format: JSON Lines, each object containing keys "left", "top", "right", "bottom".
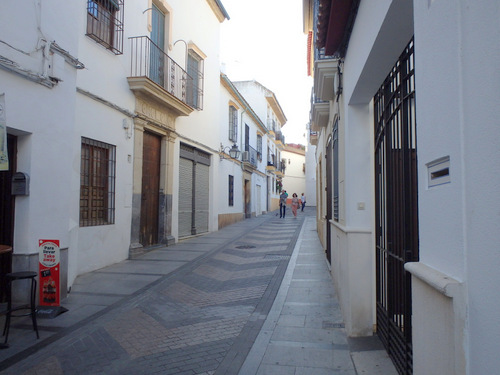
{"left": 279, "top": 190, "right": 287, "bottom": 218}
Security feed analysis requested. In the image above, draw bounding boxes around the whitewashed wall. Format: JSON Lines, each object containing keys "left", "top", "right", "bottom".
{"left": 282, "top": 149, "right": 306, "bottom": 198}
{"left": 0, "top": 1, "right": 79, "bottom": 277}
{"left": 218, "top": 82, "right": 244, "bottom": 217}
{"left": 305, "top": 144, "right": 317, "bottom": 206}
{"left": 326, "top": 0, "right": 415, "bottom": 337}
{"left": 69, "top": 0, "right": 137, "bottom": 281}
{"left": 170, "top": 0, "right": 225, "bottom": 235}
{"left": 410, "top": 1, "right": 500, "bottom": 374}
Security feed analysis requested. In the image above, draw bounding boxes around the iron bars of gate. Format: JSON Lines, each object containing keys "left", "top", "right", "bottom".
{"left": 373, "top": 37, "right": 418, "bottom": 375}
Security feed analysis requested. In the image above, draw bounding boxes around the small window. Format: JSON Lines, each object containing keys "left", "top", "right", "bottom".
{"left": 229, "top": 106, "right": 238, "bottom": 142}
{"left": 86, "top": 0, "right": 124, "bottom": 55}
{"left": 228, "top": 175, "right": 234, "bottom": 206}
{"left": 80, "top": 137, "right": 116, "bottom": 226}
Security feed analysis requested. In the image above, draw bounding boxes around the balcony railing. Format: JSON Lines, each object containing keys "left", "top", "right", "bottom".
{"left": 129, "top": 36, "right": 202, "bottom": 109}
{"left": 275, "top": 131, "right": 285, "bottom": 145}
{"left": 242, "top": 145, "right": 258, "bottom": 168}
{"left": 311, "top": 89, "right": 328, "bottom": 105}
{"left": 266, "top": 118, "right": 276, "bottom": 133}
{"left": 279, "top": 161, "right": 286, "bottom": 174}
{"left": 315, "top": 47, "right": 337, "bottom": 62}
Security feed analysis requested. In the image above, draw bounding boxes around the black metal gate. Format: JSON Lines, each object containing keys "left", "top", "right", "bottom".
{"left": 374, "top": 38, "right": 418, "bottom": 375}
{"left": 325, "top": 137, "right": 332, "bottom": 264}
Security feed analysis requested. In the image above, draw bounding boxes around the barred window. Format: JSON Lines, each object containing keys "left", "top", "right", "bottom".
{"left": 228, "top": 175, "right": 234, "bottom": 206}
{"left": 86, "top": 0, "right": 124, "bottom": 55}
{"left": 186, "top": 50, "right": 204, "bottom": 110}
{"left": 229, "top": 105, "right": 238, "bottom": 142}
{"left": 257, "top": 134, "right": 262, "bottom": 160}
{"left": 80, "top": 137, "right": 116, "bottom": 227}
{"left": 333, "top": 118, "right": 339, "bottom": 221}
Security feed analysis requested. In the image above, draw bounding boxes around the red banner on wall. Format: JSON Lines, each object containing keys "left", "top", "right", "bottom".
{"left": 38, "top": 239, "right": 60, "bottom": 306}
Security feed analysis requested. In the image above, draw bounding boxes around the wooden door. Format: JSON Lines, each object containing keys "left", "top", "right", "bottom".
{"left": 140, "top": 132, "right": 161, "bottom": 246}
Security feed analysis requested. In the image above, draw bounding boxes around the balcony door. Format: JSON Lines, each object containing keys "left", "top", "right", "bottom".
{"left": 150, "top": 4, "right": 165, "bottom": 86}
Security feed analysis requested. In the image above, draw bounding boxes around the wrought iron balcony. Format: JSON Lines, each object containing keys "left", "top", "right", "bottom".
{"left": 266, "top": 153, "right": 276, "bottom": 171}
{"left": 279, "top": 161, "right": 286, "bottom": 174}
{"left": 313, "top": 47, "right": 340, "bottom": 102}
{"left": 128, "top": 36, "right": 202, "bottom": 113}
{"left": 315, "top": 47, "right": 336, "bottom": 61}
{"left": 242, "top": 145, "right": 258, "bottom": 168}
{"left": 275, "top": 131, "right": 286, "bottom": 147}
{"left": 266, "top": 118, "right": 277, "bottom": 134}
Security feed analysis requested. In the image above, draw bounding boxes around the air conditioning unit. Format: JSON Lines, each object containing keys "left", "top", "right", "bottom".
{"left": 242, "top": 151, "right": 249, "bottom": 161}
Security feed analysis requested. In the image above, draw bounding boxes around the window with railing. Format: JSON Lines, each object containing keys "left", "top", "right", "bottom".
{"left": 242, "top": 146, "right": 258, "bottom": 167}
{"left": 86, "top": 0, "right": 124, "bottom": 54}
{"left": 80, "top": 137, "right": 116, "bottom": 227}
{"left": 257, "top": 134, "right": 262, "bottom": 160}
{"left": 129, "top": 36, "right": 191, "bottom": 105}
{"left": 186, "top": 50, "right": 204, "bottom": 110}
{"left": 229, "top": 106, "right": 238, "bottom": 142}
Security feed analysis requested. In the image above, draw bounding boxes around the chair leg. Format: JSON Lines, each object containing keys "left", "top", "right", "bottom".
{"left": 2, "top": 280, "right": 12, "bottom": 345}
{"left": 30, "top": 277, "right": 39, "bottom": 339}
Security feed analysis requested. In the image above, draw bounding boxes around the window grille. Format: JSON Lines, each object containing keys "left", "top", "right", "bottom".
{"left": 333, "top": 118, "right": 339, "bottom": 221}
{"left": 80, "top": 137, "right": 116, "bottom": 226}
{"left": 229, "top": 106, "right": 238, "bottom": 142}
{"left": 228, "top": 175, "right": 234, "bottom": 206}
{"left": 86, "top": 0, "right": 124, "bottom": 54}
{"left": 186, "top": 51, "right": 204, "bottom": 110}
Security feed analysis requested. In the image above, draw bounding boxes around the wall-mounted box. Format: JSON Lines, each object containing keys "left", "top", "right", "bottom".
{"left": 11, "top": 172, "right": 29, "bottom": 195}
{"left": 427, "top": 156, "right": 450, "bottom": 188}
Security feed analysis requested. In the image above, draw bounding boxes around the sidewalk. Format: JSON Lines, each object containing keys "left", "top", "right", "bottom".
{"left": 0, "top": 208, "right": 397, "bottom": 374}
{"left": 239, "top": 213, "right": 397, "bottom": 375}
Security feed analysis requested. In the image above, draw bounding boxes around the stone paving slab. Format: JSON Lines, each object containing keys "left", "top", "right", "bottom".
{"left": 0, "top": 213, "right": 303, "bottom": 374}
{"left": 0, "top": 209, "right": 398, "bottom": 375}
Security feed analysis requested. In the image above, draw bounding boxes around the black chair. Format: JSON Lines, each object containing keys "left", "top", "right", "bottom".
{"left": 1, "top": 271, "right": 39, "bottom": 347}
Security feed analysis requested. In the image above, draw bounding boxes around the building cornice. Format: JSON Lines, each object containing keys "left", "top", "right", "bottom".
{"left": 206, "top": 0, "right": 230, "bottom": 23}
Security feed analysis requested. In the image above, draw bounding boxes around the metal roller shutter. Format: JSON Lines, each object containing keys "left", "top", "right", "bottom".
{"left": 194, "top": 162, "right": 209, "bottom": 233}
{"left": 178, "top": 157, "right": 193, "bottom": 237}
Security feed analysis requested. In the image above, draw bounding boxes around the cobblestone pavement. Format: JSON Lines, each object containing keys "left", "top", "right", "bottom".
{"left": 0, "top": 213, "right": 304, "bottom": 375}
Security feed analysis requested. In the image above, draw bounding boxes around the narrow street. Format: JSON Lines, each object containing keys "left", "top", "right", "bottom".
{"left": 0, "top": 209, "right": 395, "bottom": 374}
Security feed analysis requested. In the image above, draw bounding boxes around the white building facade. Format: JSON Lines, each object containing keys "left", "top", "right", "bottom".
{"left": 218, "top": 73, "right": 270, "bottom": 227}
{"left": 281, "top": 144, "right": 306, "bottom": 199}
{"left": 233, "top": 81, "right": 287, "bottom": 211}
{"left": 305, "top": 0, "right": 500, "bottom": 374}
{"left": 0, "top": 0, "right": 229, "bottom": 298}
{"left": 127, "top": 0, "right": 229, "bottom": 247}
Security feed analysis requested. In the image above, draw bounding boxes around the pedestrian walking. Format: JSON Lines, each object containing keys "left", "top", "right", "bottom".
{"left": 301, "top": 193, "right": 306, "bottom": 211}
{"left": 279, "top": 190, "right": 287, "bottom": 218}
{"left": 291, "top": 193, "right": 299, "bottom": 218}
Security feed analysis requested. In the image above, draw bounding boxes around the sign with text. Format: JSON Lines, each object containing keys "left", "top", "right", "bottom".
{"left": 38, "top": 239, "right": 60, "bottom": 306}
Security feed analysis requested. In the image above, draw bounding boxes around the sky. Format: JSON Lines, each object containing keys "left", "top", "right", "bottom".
{"left": 219, "top": 0, "right": 313, "bottom": 145}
